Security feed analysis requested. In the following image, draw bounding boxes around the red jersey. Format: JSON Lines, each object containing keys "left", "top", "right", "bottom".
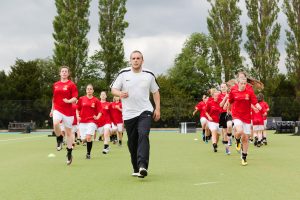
{"left": 206, "top": 99, "right": 222, "bottom": 123}
{"left": 218, "top": 92, "right": 228, "bottom": 112}
{"left": 52, "top": 80, "right": 78, "bottom": 116}
{"left": 229, "top": 87, "right": 258, "bottom": 123}
{"left": 72, "top": 103, "right": 78, "bottom": 125}
{"left": 260, "top": 101, "right": 269, "bottom": 120}
{"left": 110, "top": 101, "right": 123, "bottom": 124}
{"left": 96, "top": 101, "right": 112, "bottom": 127}
{"left": 77, "top": 96, "right": 102, "bottom": 123}
{"left": 251, "top": 105, "right": 266, "bottom": 125}
{"left": 195, "top": 101, "right": 207, "bottom": 118}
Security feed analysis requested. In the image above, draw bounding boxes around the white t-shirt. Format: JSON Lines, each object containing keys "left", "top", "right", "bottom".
{"left": 110, "top": 67, "right": 159, "bottom": 120}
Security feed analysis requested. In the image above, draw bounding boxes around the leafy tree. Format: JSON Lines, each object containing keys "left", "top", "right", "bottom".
{"left": 207, "top": 0, "right": 243, "bottom": 81}
{"left": 244, "top": 0, "right": 281, "bottom": 96}
{"left": 154, "top": 75, "right": 196, "bottom": 127}
{"left": 282, "top": 0, "right": 300, "bottom": 99}
{"left": 53, "top": 0, "right": 91, "bottom": 82}
{"left": 93, "top": 0, "right": 128, "bottom": 89}
{"left": 168, "top": 33, "right": 216, "bottom": 99}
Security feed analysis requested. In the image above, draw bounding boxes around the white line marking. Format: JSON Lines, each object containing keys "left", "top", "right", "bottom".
{"left": 0, "top": 135, "right": 46, "bottom": 142}
{"left": 194, "top": 182, "right": 219, "bottom": 186}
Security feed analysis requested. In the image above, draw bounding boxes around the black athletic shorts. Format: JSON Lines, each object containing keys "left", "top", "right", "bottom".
{"left": 219, "top": 112, "right": 232, "bottom": 128}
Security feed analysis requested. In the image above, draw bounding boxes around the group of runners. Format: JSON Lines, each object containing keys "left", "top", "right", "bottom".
{"left": 50, "top": 66, "right": 124, "bottom": 165}
{"left": 193, "top": 72, "right": 269, "bottom": 166}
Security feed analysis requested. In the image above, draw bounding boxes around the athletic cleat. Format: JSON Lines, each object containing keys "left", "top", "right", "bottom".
{"left": 241, "top": 159, "right": 248, "bottom": 166}
{"left": 131, "top": 172, "right": 140, "bottom": 177}
{"left": 102, "top": 147, "right": 110, "bottom": 154}
{"left": 138, "top": 168, "right": 148, "bottom": 178}
{"left": 236, "top": 143, "right": 241, "bottom": 152}
{"left": 56, "top": 142, "right": 62, "bottom": 151}
{"left": 225, "top": 147, "right": 231, "bottom": 155}
{"left": 263, "top": 140, "right": 267, "bottom": 145}
{"left": 66, "top": 154, "right": 73, "bottom": 165}
{"left": 86, "top": 154, "right": 91, "bottom": 159}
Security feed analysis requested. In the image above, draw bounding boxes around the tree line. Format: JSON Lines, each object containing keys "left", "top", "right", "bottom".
{"left": 0, "top": 0, "right": 299, "bottom": 129}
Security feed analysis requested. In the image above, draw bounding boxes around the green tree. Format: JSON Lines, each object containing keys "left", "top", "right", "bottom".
{"left": 207, "top": 0, "right": 243, "bottom": 81}
{"left": 168, "top": 33, "right": 216, "bottom": 99}
{"left": 53, "top": 0, "right": 91, "bottom": 82}
{"left": 283, "top": 0, "right": 300, "bottom": 99}
{"left": 94, "top": 0, "right": 128, "bottom": 89}
{"left": 244, "top": 0, "right": 281, "bottom": 96}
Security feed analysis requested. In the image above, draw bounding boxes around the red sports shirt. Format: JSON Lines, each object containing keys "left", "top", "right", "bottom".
{"left": 96, "top": 101, "right": 112, "bottom": 127}
{"left": 77, "top": 96, "right": 102, "bottom": 123}
{"left": 251, "top": 105, "right": 266, "bottom": 125}
{"left": 260, "top": 101, "right": 269, "bottom": 120}
{"left": 52, "top": 80, "right": 78, "bottom": 116}
{"left": 110, "top": 101, "right": 123, "bottom": 124}
{"left": 206, "top": 99, "right": 222, "bottom": 123}
{"left": 229, "top": 87, "right": 258, "bottom": 124}
{"left": 195, "top": 101, "right": 207, "bottom": 118}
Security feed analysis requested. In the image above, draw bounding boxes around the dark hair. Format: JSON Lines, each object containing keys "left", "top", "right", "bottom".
{"left": 257, "top": 93, "right": 264, "bottom": 102}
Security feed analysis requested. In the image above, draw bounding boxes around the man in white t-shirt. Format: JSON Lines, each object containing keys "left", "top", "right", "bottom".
{"left": 111, "top": 50, "right": 160, "bottom": 178}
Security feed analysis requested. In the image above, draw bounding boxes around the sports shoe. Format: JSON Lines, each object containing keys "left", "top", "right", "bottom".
{"left": 241, "top": 159, "right": 247, "bottom": 166}
{"left": 225, "top": 147, "right": 231, "bottom": 155}
{"left": 263, "top": 140, "right": 267, "bottom": 145}
{"left": 66, "top": 153, "right": 73, "bottom": 165}
{"left": 86, "top": 154, "right": 91, "bottom": 159}
{"left": 236, "top": 143, "right": 241, "bottom": 152}
{"left": 102, "top": 147, "right": 110, "bottom": 154}
{"left": 131, "top": 172, "right": 139, "bottom": 177}
{"left": 138, "top": 168, "right": 148, "bottom": 178}
{"left": 56, "top": 142, "right": 62, "bottom": 151}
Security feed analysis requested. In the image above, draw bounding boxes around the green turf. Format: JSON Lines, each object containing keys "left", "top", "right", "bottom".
{"left": 0, "top": 131, "right": 299, "bottom": 200}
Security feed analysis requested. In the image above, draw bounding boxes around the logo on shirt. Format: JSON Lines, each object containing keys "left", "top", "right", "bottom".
{"left": 245, "top": 94, "right": 249, "bottom": 100}
{"left": 125, "top": 79, "right": 130, "bottom": 81}
{"left": 91, "top": 103, "right": 95, "bottom": 108}
{"left": 63, "top": 85, "right": 68, "bottom": 90}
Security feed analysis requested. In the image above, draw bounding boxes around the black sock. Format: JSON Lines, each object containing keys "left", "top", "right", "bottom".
{"left": 227, "top": 133, "right": 232, "bottom": 137}
{"left": 223, "top": 141, "right": 228, "bottom": 145}
{"left": 242, "top": 153, "right": 247, "bottom": 160}
{"left": 57, "top": 135, "right": 63, "bottom": 143}
{"left": 104, "top": 144, "right": 109, "bottom": 149}
{"left": 213, "top": 143, "right": 217, "bottom": 149}
{"left": 236, "top": 138, "right": 241, "bottom": 144}
{"left": 67, "top": 147, "right": 72, "bottom": 154}
{"left": 87, "top": 141, "right": 93, "bottom": 155}
{"left": 202, "top": 130, "right": 205, "bottom": 135}
{"left": 119, "top": 140, "right": 122, "bottom": 145}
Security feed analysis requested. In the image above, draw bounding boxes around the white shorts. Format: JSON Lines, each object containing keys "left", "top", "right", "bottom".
{"left": 72, "top": 125, "right": 78, "bottom": 133}
{"left": 233, "top": 119, "right": 251, "bottom": 135}
{"left": 79, "top": 123, "right": 97, "bottom": 139}
{"left": 253, "top": 125, "right": 264, "bottom": 131}
{"left": 112, "top": 123, "right": 123, "bottom": 132}
{"left": 264, "top": 120, "right": 267, "bottom": 129}
{"left": 200, "top": 117, "right": 208, "bottom": 125}
{"left": 208, "top": 121, "right": 220, "bottom": 133}
{"left": 53, "top": 110, "right": 74, "bottom": 128}
{"left": 97, "top": 124, "right": 111, "bottom": 135}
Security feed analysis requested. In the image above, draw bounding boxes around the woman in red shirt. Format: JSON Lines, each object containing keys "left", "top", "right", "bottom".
{"left": 50, "top": 66, "right": 78, "bottom": 165}
{"left": 77, "top": 84, "right": 102, "bottom": 159}
{"left": 229, "top": 77, "right": 261, "bottom": 166}
{"left": 110, "top": 96, "right": 124, "bottom": 146}
{"left": 193, "top": 95, "right": 209, "bottom": 142}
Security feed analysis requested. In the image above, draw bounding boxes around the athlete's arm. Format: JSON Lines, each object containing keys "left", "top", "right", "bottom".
{"left": 152, "top": 91, "right": 160, "bottom": 122}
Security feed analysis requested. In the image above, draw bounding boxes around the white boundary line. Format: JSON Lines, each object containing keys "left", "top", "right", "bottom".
{"left": 194, "top": 182, "right": 219, "bottom": 186}
{"left": 0, "top": 135, "right": 46, "bottom": 142}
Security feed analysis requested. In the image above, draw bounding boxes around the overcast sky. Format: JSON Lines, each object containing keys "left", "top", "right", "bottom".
{"left": 0, "top": 0, "right": 288, "bottom": 75}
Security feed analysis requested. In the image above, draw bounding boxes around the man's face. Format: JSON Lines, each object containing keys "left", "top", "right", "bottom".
{"left": 130, "top": 52, "right": 143, "bottom": 70}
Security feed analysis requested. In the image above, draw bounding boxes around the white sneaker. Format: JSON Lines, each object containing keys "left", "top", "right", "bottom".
{"left": 56, "top": 143, "right": 62, "bottom": 151}
{"left": 138, "top": 168, "right": 148, "bottom": 178}
{"left": 131, "top": 172, "right": 139, "bottom": 177}
{"left": 102, "top": 147, "right": 110, "bottom": 154}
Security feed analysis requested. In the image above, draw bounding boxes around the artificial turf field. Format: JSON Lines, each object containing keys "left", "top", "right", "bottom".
{"left": 0, "top": 130, "right": 299, "bottom": 200}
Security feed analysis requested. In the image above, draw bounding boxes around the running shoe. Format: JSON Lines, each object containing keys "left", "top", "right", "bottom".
{"left": 66, "top": 153, "right": 73, "bottom": 165}
{"left": 56, "top": 142, "right": 62, "bottom": 151}
{"left": 132, "top": 172, "right": 140, "bottom": 177}
{"left": 86, "top": 154, "right": 91, "bottom": 159}
{"left": 225, "top": 147, "right": 231, "bottom": 155}
{"left": 236, "top": 142, "right": 241, "bottom": 152}
{"left": 241, "top": 159, "right": 247, "bottom": 166}
{"left": 138, "top": 168, "right": 148, "bottom": 178}
{"left": 102, "top": 147, "right": 110, "bottom": 154}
